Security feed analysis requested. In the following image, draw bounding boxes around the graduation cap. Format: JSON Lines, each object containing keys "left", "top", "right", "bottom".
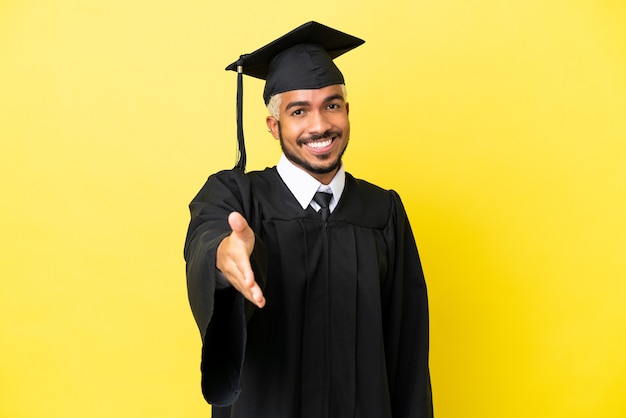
{"left": 225, "top": 21, "right": 365, "bottom": 171}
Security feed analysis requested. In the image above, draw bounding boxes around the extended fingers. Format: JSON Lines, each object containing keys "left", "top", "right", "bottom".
{"left": 241, "top": 271, "right": 266, "bottom": 308}
{"left": 219, "top": 248, "right": 264, "bottom": 308}
{"left": 232, "top": 267, "right": 265, "bottom": 308}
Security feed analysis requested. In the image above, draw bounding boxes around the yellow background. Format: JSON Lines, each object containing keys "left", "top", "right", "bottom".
{"left": 1, "top": 1, "right": 625, "bottom": 417}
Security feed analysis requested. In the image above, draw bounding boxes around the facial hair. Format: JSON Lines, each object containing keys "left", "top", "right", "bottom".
{"left": 277, "top": 121, "right": 349, "bottom": 176}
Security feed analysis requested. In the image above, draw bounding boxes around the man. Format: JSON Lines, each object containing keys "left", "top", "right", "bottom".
{"left": 184, "top": 21, "right": 433, "bottom": 417}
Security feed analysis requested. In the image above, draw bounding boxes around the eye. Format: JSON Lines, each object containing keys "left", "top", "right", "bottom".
{"left": 327, "top": 103, "right": 341, "bottom": 110}
{"left": 291, "top": 109, "right": 304, "bottom": 116}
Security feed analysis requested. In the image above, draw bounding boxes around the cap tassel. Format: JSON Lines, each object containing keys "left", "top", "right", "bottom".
{"left": 234, "top": 56, "right": 247, "bottom": 171}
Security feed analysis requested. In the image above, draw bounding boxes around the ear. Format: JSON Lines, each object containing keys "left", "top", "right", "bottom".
{"left": 266, "top": 116, "right": 280, "bottom": 140}
{"left": 345, "top": 102, "right": 349, "bottom": 116}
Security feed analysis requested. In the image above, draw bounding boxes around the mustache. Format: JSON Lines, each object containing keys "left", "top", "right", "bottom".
{"left": 296, "top": 130, "right": 342, "bottom": 146}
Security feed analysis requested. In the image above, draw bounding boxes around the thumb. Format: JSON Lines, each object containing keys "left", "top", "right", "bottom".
{"left": 228, "top": 212, "right": 254, "bottom": 243}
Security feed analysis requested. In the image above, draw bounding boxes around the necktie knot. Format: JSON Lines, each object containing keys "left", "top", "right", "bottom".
{"left": 313, "top": 191, "right": 332, "bottom": 222}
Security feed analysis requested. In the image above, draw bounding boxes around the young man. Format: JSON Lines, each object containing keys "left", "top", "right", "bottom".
{"left": 184, "top": 21, "right": 433, "bottom": 418}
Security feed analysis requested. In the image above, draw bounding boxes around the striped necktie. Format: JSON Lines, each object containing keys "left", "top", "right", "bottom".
{"left": 313, "top": 191, "right": 332, "bottom": 222}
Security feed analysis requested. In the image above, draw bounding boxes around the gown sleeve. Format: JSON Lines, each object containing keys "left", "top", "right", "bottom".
{"left": 383, "top": 190, "right": 434, "bottom": 418}
{"left": 183, "top": 169, "right": 267, "bottom": 407}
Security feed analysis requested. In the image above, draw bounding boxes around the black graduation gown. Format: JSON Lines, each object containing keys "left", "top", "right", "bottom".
{"left": 184, "top": 167, "right": 433, "bottom": 418}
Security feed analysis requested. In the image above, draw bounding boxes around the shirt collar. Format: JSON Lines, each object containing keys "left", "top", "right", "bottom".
{"left": 276, "top": 154, "right": 345, "bottom": 211}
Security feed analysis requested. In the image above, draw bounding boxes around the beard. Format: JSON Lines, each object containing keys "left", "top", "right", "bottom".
{"left": 278, "top": 121, "right": 349, "bottom": 176}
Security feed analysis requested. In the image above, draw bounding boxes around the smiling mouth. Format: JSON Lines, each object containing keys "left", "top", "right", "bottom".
{"left": 305, "top": 138, "right": 334, "bottom": 149}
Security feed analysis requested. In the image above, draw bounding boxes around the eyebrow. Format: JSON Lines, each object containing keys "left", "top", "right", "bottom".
{"left": 324, "top": 94, "right": 345, "bottom": 103}
{"left": 285, "top": 101, "right": 310, "bottom": 111}
{"left": 284, "top": 93, "right": 346, "bottom": 112}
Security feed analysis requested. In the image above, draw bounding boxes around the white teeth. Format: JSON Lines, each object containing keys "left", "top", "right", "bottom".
{"left": 307, "top": 139, "right": 333, "bottom": 149}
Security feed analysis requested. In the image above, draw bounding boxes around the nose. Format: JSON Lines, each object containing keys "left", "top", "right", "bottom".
{"left": 308, "top": 110, "right": 332, "bottom": 135}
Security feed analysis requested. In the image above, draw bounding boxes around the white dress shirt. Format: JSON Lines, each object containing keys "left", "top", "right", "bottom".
{"left": 276, "top": 154, "right": 345, "bottom": 213}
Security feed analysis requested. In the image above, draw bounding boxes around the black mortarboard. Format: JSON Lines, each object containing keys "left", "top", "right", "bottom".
{"left": 225, "top": 21, "right": 365, "bottom": 171}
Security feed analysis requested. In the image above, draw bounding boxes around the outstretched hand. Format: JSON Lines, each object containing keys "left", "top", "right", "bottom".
{"left": 216, "top": 212, "right": 266, "bottom": 308}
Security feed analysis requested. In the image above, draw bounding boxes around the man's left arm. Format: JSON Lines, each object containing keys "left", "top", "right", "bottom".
{"left": 383, "top": 191, "right": 434, "bottom": 418}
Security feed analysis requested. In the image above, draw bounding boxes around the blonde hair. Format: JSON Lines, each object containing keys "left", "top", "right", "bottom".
{"left": 266, "top": 84, "right": 348, "bottom": 120}
{"left": 267, "top": 93, "right": 282, "bottom": 119}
